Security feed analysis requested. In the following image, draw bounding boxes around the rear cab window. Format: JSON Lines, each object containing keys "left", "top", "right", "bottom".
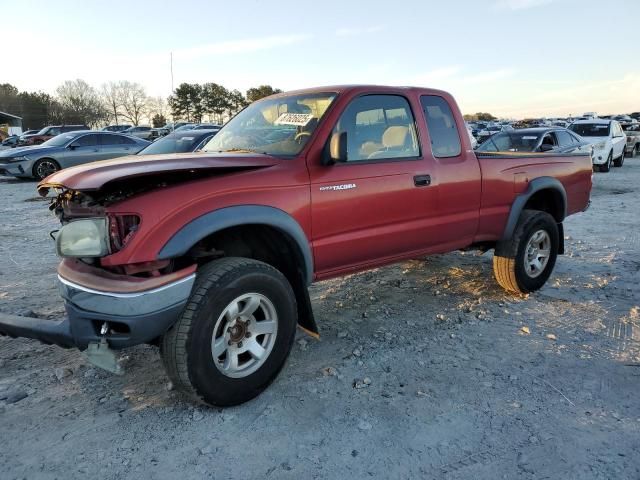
{"left": 420, "top": 96, "right": 461, "bottom": 158}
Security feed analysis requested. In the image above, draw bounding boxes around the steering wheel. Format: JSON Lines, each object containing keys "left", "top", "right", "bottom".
{"left": 294, "top": 131, "right": 312, "bottom": 144}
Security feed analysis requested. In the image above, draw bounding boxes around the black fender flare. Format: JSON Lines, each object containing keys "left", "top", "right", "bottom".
{"left": 158, "top": 205, "right": 314, "bottom": 285}
{"left": 502, "top": 176, "right": 567, "bottom": 243}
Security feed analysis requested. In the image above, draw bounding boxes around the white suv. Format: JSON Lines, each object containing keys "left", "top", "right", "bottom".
{"left": 568, "top": 120, "right": 626, "bottom": 172}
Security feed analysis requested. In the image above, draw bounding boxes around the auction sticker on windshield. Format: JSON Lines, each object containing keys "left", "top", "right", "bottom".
{"left": 274, "top": 113, "right": 314, "bottom": 126}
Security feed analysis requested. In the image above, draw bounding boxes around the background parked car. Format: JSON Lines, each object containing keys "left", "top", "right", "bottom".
{"left": 18, "top": 129, "right": 39, "bottom": 139}
{"left": 623, "top": 123, "right": 640, "bottom": 157}
{"left": 137, "top": 129, "right": 218, "bottom": 155}
{"left": 101, "top": 124, "right": 132, "bottom": 132}
{"left": 0, "top": 131, "right": 149, "bottom": 180}
{"left": 476, "top": 124, "right": 513, "bottom": 144}
{"left": 1, "top": 135, "right": 20, "bottom": 149}
{"left": 191, "top": 123, "right": 222, "bottom": 131}
{"left": 122, "top": 125, "right": 153, "bottom": 140}
{"left": 569, "top": 119, "right": 626, "bottom": 172}
{"left": 476, "top": 127, "right": 590, "bottom": 155}
{"left": 20, "top": 125, "right": 89, "bottom": 146}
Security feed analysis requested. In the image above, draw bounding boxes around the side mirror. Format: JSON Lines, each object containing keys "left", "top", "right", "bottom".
{"left": 68, "top": 144, "right": 79, "bottom": 150}
{"left": 325, "top": 131, "right": 347, "bottom": 165}
{"left": 539, "top": 144, "right": 554, "bottom": 152}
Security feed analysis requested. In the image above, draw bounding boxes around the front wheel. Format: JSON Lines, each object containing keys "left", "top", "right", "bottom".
{"left": 599, "top": 152, "right": 612, "bottom": 172}
{"left": 160, "top": 257, "right": 297, "bottom": 407}
{"left": 613, "top": 149, "right": 625, "bottom": 167}
{"left": 32, "top": 158, "right": 60, "bottom": 180}
{"left": 493, "top": 210, "right": 559, "bottom": 294}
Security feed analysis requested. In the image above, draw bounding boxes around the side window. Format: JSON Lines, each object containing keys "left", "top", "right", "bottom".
{"left": 333, "top": 95, "right": 420, "bottom": 162}
{"left": 48, "top": 128, "right": 61, "bottom": 136}
{"left": 72, "top": 134, "right": 98, "bottom": 147}
{"left": 555, "top": 131, "right": 573, "bottom": 147}
{"left": 420, "top": 95, "right": 462, "bottom": 158}
{"left": 99, "top": 134, "right": 120, "bottom": 145}
{"left": 120, "top": 136, "right": 136, "bottom": 145}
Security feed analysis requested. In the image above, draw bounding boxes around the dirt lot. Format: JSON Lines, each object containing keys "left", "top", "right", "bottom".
{"left": 1, "top": 159, "right": 639, "bottom": 480}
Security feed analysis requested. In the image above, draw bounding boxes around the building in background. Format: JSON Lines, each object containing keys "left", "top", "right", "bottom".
{"left": 0, "top": 111, "right": 23, "bottom": 138}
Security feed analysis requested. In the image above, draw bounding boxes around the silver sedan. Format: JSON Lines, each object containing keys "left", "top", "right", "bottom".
{"left": 0, "top": 131, "right": 150, "bottom": 180}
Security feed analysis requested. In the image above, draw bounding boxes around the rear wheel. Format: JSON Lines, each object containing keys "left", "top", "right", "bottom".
{"left": 631, "top": 145, "right": 638, "bottom": 158}
{"left": 613, "top": 149, "right": 625, "bottom": 167}
{"left": 32, "top": 158, "right": 60, "bottom": 180}
{"left": 160, "top": 257, "right": 297, "bottom": 407}
{"left": 493, "top": 210, "right": 559, "bottom": 294}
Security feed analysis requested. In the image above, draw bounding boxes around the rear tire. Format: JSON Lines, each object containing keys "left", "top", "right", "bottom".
{"left": 493, "top": 210, "right": 559, "bottom": 294}
{"left": 160, "top": 257, "right": 297, "bottom": 407}
{"left": 631, "top": 145, "right": 638, "bottom": 158}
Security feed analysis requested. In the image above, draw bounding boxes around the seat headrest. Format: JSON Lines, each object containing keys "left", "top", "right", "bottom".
{"left": 382, "top": 126, "right": 409, "bottom": 148}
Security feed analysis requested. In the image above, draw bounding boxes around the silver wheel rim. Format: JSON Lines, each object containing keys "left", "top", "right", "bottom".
{"left": 524, "top": 229, "right": 551, "bottom": 278}
{"left": 36, "top": 160, "right": 57, "bottom": 179}
{"left": 211, "top": 293, "right": 278, "bottom": 378}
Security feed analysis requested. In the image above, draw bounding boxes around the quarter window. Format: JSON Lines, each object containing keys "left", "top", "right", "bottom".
{"left": 333, "top": 95, "right": 420, "bottom": 162}
{"left": 420, "top": 95, "right": 461, "bottom": 158}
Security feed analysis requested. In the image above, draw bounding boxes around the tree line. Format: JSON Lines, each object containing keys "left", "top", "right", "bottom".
{"left": 0, "top": 81, "right": 282, "bottom": 130}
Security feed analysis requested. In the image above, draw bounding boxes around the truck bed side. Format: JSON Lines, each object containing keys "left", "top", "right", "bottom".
{"left": 474, "top": 152, "right": 592, "bottom": 242}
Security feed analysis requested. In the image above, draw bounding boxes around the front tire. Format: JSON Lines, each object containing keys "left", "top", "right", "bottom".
{"left": 599, "top": 152, "right": 612, "bottom": 172}
{"left": 161, "top": 257, "right": 297, "bottom": 407}
{"left": 493, "top": 210, "right": 559, "bottom": 294}
{"left": 613, "top": 149, "right": 625, "bottom": 167}
{"left": 32, "top": 158, "right": 60, "bottom": 180}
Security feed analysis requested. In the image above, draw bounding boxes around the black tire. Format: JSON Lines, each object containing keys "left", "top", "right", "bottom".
{"left": 160, "top": 257, "right": 297, "bottom": 407}
{"left": 632, "top": 145, "right": 638, "bottom": 158}
{"left": 600, "top": 152, "right": 612, "bottom": 172}
{"left": 493, "top": 210, "right": 559, "bottom": 294}
{"left": 32, "top": 158, "right": 60, "bottom": 180}
{"left": 613, "top": 149, "right": 624, "bottom": 167}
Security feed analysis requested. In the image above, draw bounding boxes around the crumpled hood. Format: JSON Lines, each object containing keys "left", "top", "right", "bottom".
{"left": 37, "top": 152, "right": 281, "bottom": 194}
{"left": 0, "top": 144, "right": 60, "bottom": 158}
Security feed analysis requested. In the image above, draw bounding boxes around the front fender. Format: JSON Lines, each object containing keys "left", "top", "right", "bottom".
{"left": 158, "top": 205, "right": 314, "bottom": 285}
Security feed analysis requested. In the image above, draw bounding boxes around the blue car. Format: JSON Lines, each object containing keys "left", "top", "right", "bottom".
{"left": 0, "top": 131, "right": 150, "bottom": 180}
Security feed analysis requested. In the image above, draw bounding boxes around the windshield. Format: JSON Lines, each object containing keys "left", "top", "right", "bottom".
{"left": 138, "top": 132, "right": 212, "bottom": 155}
{"left": 622, "top": 124, "right": 640, "bottom": 132}
{"left": 41, "top": 133, "right": 76, "bottom": 147}
{"left": 203, "top": 92, "right": 337, "bottom": 156}
{"left": 569, "top": 123, "right": 610, "bottom": 137}
{"left": 477, "top": 131, "right": 541, "bottom": 152}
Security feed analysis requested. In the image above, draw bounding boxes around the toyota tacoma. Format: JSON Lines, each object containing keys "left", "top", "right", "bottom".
{"left": 0, "top": 86, "right": 592, "bottom": 406}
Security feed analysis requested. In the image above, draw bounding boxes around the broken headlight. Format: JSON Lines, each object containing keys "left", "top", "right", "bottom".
{"left": 56, "top": 218, "right": 110, "bottom": 258}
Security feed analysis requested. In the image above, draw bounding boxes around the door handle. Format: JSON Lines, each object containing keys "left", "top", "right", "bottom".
{"left": 414, "top": 174, "right": 431, "bottom": 187}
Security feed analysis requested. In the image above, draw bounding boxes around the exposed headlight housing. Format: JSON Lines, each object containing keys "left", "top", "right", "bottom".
{"left": 8, "top": 156, "right": 28, "bottom": 163}
{"left": 56, "top": 218, "right": 110, "bottom": 258}
{"left": 593, "top": 141, "right": 606, "bottom": 150}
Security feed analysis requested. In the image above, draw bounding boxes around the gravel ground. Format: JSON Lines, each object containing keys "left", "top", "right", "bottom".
{"left": 1, "top": 159, "right": 639, "bottom": 479}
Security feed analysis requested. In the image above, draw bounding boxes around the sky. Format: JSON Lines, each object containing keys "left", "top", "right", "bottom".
{"left": 1, "top": 0, "right": 638, "bottom": 119}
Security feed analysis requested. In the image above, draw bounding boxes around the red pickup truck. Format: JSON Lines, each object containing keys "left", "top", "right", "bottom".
{"left": 0, "top": 85, "right": 592, "bottom": 406}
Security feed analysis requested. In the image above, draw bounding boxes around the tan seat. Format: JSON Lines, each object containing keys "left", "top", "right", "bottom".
{"left": 367, "top": 126, "right": 410, "bottom": 159}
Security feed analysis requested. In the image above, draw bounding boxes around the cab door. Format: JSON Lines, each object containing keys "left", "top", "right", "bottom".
{"left": 308, "top": 94, "right": 441, "bottom": 277}
{"left": 63, "top": 133, "right": 100, "bottom": 167}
